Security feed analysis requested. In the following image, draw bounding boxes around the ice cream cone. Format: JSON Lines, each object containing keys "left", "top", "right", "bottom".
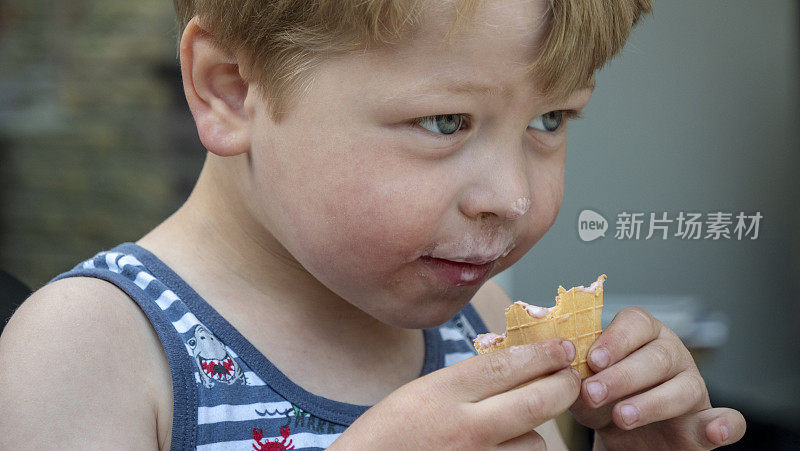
{"left": 474, "top": 274, "right": 606, "bottom": 379}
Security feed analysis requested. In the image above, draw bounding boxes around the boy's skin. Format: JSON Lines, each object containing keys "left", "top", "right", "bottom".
{"left": 0, "top": 0, "right": 745, "bottom": 449}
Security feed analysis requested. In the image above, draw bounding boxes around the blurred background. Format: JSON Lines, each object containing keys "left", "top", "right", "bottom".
{"left": 0, "top": 0, "right": 798, "bottom": 449}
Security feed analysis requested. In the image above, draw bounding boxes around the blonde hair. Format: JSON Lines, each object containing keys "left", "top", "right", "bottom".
{"left": 173, "top": 0, "right": 652, "bottom": 121}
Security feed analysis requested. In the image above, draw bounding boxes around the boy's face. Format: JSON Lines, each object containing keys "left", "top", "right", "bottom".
{"left": 240, "top": 0, "right": 592, "bottom": 328}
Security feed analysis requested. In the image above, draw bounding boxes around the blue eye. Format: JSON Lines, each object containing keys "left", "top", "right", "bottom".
{"left": 529, "top": 110, "right": 563, "bottom": 132}
{"left": 414, "top": 114, "right": 464, "bottom": 135}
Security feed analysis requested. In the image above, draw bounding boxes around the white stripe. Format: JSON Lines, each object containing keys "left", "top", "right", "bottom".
{"left": 444, "top": 351, "right": 475, "bottom": 367}
{"left": 453, "top": 312, "right": 477, "bottom": 340}
{"left": 154, "top": 289, "right": 179, "bottom": 310}
{"left": 105, "top": 252, "right": 122, "bottom": 273}
{"left": 133, "top": 271, "right": 156, "bottom": 290}
{"left": 190, "top": 369, "right": 265, "bottom": 387}
{"left": 197, "top": 401, "right": 294, "bottom": 424}
{"left": 243, "top": 371, "right": 265, "bottom": 386}
{"left": 439, "top": 327, "right": 466, "bottom": 342}
{"left": 117, "top": 255, "right": 143, "bottom": 269}
{"left": 196, "top": 439, "right": 254, "bottom": 451}
{"left": 226, "top": 347, "right": 238, "bottom": 358}
{"left": 196, "top": 432, "right": 341, "bottom": 451}
{"left": 172, "top": 312, "right": 200, "bottom": 334}
{"left": 82, "top": 260, "right": 95, "bottom": 269}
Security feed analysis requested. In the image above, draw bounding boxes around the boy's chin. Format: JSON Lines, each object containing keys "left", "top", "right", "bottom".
{"left": 372, "top": 301, "right": 469, "bottom": 330}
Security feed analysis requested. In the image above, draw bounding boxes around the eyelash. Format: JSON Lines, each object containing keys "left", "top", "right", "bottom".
{"left": 411, "top": 109, "right": 584, "bottom": 142}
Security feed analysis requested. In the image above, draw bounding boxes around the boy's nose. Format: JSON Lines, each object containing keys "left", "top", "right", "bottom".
{"left": 460, "top": 150, "right": 532, "bottom": 222}
{"left": 473, "top": 196, "right": 531, "bottom": 221}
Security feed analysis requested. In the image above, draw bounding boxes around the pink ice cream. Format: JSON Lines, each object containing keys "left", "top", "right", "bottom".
{"left": 473, "top": 274, "right": 606, "bottom": 353}
{"left": 474, "top": 332, "right": 506, "bottom": 350}
{"left": 474, "top": 301, "right": 555, "bottom": 350}
{"left": 575, "top": 274, "right": 606, "bottom": 293}
{"left": 514, "top": 300, "right": 555, "bottom": 318}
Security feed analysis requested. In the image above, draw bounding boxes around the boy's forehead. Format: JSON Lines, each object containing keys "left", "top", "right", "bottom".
{"left": 425, "top": 0, "right": 550, "bottom": 34}
{"left": 410, "top": 0, "right": 550, "bottom": 55}
{"left": 368, "top": 0, "right": 556, "bottom": 98}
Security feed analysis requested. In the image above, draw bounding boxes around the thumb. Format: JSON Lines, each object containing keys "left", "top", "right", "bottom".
{"left": 569, "top": 395, "right": 614, "bottom": 430}
{"left": 671, "top": 407, "right": 747, "bottom": 449}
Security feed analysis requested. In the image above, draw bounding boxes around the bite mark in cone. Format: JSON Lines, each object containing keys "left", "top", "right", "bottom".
{"left": 474, "top": 274, "right": 606, "bottom": 379}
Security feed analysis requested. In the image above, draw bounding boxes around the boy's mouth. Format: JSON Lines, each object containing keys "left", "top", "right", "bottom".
{"left": 429, "top": 255, "right": 496, "bottom": 265}
{"left": 419, "top": 256, "right": 494, "bottom": 286}
{"left": 423, "top": 236, "right": 516, "bottom": 266}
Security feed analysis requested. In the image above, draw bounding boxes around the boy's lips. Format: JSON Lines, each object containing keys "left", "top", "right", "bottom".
{"left": 419, "top": 256, "right": 494, "bottom": 286}
{"left": 429, "top": 255, "right": 497, "bottom": 265}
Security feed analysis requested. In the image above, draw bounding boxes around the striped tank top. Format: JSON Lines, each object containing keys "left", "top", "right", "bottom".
{"left": 50, "top": 243, "right": 489, "bottom": 450}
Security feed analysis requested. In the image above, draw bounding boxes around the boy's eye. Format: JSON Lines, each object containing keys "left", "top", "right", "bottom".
{"left": 529, "top": 110, "right": 563, "bottom": 132}
{"left": 413, "top": 114, "right": 464, "bottom": 135}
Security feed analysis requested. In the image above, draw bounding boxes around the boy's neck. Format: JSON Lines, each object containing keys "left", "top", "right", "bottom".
{"left": 138, "top": 155, "right": 424, "bottom": 401}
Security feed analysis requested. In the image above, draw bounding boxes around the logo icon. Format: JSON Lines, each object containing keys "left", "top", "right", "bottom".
{"left": 578, "top": 209, "right": 608, "bottom": 242}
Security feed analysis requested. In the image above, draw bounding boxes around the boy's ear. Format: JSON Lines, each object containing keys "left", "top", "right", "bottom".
{"left": 179, "top": 17, "right": 251, "bottom": 157}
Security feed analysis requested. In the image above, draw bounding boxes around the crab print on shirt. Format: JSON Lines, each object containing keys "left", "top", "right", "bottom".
{"left": 252, "top": 426, "right": 295, "bottom": 450}
{"left": 187, "top": 324, "right": 246, "bottom": 388}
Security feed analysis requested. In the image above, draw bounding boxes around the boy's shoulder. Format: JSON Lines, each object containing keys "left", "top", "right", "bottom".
{"left": 0, "top": 276, "right": 172, "bottom": 449}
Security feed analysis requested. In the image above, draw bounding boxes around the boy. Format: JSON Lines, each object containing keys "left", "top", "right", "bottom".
{"left": 0, "top": 0, "right": 746, "bottom": 449}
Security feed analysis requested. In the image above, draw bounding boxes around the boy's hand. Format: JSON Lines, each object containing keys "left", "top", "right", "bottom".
{"left": 569, "top": 307, "right": 746, "bottom": 450}
{"left": 329, "top": 338, "right": 580, "bottom": 450}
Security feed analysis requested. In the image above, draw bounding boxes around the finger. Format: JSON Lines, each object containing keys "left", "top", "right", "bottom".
{"left": 444, "top": 338, "right": 574, "bottom": 402}
{"left": 474, "top": 366, "right": 581, "bottom": 442}
{"left": 568, "top": 395, "right": 615, "bottom": 430}
{"left": 496, "top": 430, "right": 546, "bottom": 450}
{"left": 582, "top": 336, "right": 690, "bottom": 408}
{"left": 669, "top": 407, "right": 747, "bottom": 449}
{"left": 607, "top": 370, "right": 708, "bottom": 430}
{"left": 587, "top": 306, "right": 662, "bottom": 373}
{"left": 703, "top": 408, "right": 746, "bottom": 447}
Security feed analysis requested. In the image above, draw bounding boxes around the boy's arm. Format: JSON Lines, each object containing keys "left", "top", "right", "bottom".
{"left": 0, "top": 278, "right": 166, "bottom": 450}
{"left": 472, "top": 278, "right": 570, "bottom": 451}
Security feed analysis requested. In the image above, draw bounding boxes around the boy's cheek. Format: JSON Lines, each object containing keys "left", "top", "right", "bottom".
{"left": 323, "top": 185, "right": 443, "bottom": 266}
{"left": 267, "top": 166, "right": 438, "bottom": 269}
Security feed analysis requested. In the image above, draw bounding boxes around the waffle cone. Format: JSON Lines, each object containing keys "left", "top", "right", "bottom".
{"left": 474, "top": 274, "right": 606, "bottom": 379}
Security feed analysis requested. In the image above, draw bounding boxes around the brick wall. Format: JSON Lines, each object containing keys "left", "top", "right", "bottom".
{"left": 0, "top": 0, "right": 205, "bottom": 289}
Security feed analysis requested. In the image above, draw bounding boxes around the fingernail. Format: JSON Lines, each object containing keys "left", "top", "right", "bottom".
{"left": 590, "top": 348, "right": 609, "bottom": 369}
{"left": 561, "top": 340, "right": 576, "bottom": 361}
{"left": 586, "top": 381, "right": 607, "bottom": 404}
{"left": 620, "top": 404, "right": 639, "bottom": 426}
{"left": 571, "top": 367, "right": 581, "bottom": 379}
{"left": 720, "top": 425, "right": 729, "bottom": 442}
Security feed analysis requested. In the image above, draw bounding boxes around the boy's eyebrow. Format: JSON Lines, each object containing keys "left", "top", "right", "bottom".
{"left": 438, "top": 79, "right": 510, "bottom": 97}
{"left": 392, "top": 77, "right": 514, "bottom": 101}
{"left": 388, "top": 76, "right": 595, "bottom": 103}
